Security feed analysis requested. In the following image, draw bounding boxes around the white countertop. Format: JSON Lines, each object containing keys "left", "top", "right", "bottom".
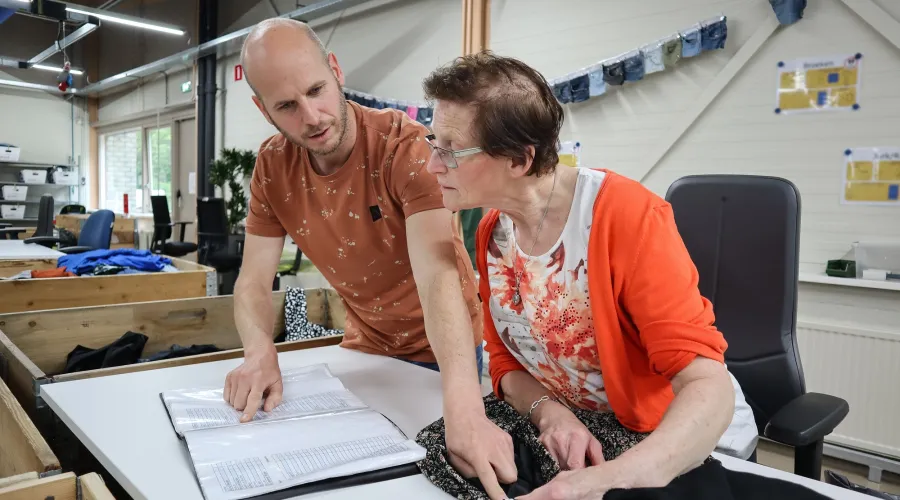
{"left": 799, "top": 271, "right": 900, "bottom": 292}
{"left": 0, "top": 239, "right": 63, "bottom": 259}
{"left": 42, "top": 345, "right": 870, "bottom": 500}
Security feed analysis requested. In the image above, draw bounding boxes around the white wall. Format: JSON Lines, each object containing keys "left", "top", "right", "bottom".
{"left": 492, "top": 0, "right": 900, "bottom": 274}
{"left": 0, "top": 72, "right": 89, "bottom": 166}
{"left": 218, "top": 0, "right": 460, "bottom": 153}
{"left": 97, "top": 68, "right": 196, "bottom": 125}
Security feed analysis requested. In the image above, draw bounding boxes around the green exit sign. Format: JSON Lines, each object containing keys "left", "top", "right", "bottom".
{"left": 181, "top": 81, "right": 192, "bottom": 93}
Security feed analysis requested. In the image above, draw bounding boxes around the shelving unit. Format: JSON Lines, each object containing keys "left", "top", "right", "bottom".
{"left": 0, "top": 161, "right": 82, "bottom": 225}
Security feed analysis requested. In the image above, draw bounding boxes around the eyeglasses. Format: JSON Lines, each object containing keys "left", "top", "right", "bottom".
{"left": 425, "top": 134, "right": 483, "bottom": 169}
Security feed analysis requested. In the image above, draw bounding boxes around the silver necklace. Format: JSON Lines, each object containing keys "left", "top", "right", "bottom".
{"left": 510, "top": 169, "right": 559, "bottom": 306}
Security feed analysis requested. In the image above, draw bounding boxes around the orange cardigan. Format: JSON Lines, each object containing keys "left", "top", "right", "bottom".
{"left": 476, "top": 170, "right": 728, "bottom": 433}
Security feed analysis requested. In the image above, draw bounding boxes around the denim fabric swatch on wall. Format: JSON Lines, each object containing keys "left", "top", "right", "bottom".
{"left": 623, "top": 53, "right": 645, "bottom": 82}
{"left": 546, "top": 16, "right": 728, "bottom": 106}
{"left": 662, "top": 37, "right": 683, "bottom": 68}
{"left": 681, "top": 27, "right": 702, "bottom": 57}
{"left": 602, "top": 60, "right": 626, "bottom": 86}
{"left": 701, "top": 19, "right": 728, "bottom": 51}
{"left": 343, "top": 89, "right": 434, "bottom": 125}
{"left": 642, "top": 44, "right": 665, "bottom": 74}
{"left": 770, "top": 0, "right": 807, "bottom": 25}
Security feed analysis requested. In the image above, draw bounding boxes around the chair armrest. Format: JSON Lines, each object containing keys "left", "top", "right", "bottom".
{"left": 59, "top": 245, "right": 95, "bottom": 255}
{"left": 0, "top": 227, "right": 27, "bottom": 240}
{"left": 172, "top": 221, "right": 193, "bottom": 225}
{"left": 764, "top": 392, "right": 849, "bottom": 447}
{"left": 24, "top": 236, "right": 61, "bottom": 246}
{"left": 172, "top": 221, "right": 192, "bottom": 241}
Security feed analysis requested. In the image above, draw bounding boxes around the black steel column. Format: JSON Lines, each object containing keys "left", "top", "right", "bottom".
{"left": 196, "top": 0, "right": 217, "bottom": 198}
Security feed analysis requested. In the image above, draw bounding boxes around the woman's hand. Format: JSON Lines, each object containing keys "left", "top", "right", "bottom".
{"left": 533, "top": 400, "right": 605, "bottom": 470}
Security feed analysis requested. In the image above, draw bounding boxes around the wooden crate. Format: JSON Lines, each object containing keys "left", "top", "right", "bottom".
{"left": 55, "top": 213, "right": 153, "bottom": 250}
{"left": 0, "top": 376, "right": 58, "bottom": 478}
{"left": 0, "top": 472, "right": 114, "bottom": 499}
{"left": 0, "top": 257, "right": 217, "bottom": 314}
{"left": 0, "top": 289, "right": 344, "bottom": 414}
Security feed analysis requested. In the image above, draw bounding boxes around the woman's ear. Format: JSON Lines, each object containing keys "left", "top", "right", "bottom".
{"left": 508, "top": 145, "right": 537, "bottom": 178}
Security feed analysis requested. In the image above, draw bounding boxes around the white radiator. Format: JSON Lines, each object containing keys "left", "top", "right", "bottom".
{"left": 797, "top": 321, "right": 900, "bottom": 459}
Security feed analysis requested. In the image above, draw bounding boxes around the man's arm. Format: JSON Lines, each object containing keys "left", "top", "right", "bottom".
{"left": 224, "top": 233, "right": 285, "bottom": 422}
{"left": 406, "top": 208, "right": 517, "bottom": 500}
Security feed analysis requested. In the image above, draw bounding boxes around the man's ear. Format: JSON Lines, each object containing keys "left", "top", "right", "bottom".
{"left": 509, "top": 145, "right": 537, "bottom": 178}
{"left": 328, "top": 52, "right": 345, "bottom": 86}
{"left": 252, "top": 95, "right": 274, "bottom": 126}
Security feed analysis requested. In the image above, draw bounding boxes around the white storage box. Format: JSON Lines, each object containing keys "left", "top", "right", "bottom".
{"left": 19, "top": 169, "right": 46, "bottom": 184}
{"left": 1, "top": 185, "right": 28, "bottom": 201}
{"left": 0, "top": 144, "right": 21, "bottom": 162}
{"left": 1, "top": 204, "right": 26, "bottom": 219}
{"left": 51, "top": 168, "right": 77, "bottom": 185}
{"left": 854, "top": 241, "right": 900, "bottom": 281}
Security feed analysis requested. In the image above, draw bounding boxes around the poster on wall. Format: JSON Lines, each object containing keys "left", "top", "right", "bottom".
{"left": 842, "top": 147, "right": 900, "bottom": 205}
{"left": 775, "top": 54, "right": 862, "bottom": 114}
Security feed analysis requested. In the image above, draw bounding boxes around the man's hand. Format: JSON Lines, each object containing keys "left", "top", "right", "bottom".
{"left": 534, "top": 401, "right": 604, "bottom": 470}
{"left": 224, "top": 344, "right": 283, "bottom": 422}
{"left": 445, "top": 410, "right": 518, "bottom": 500}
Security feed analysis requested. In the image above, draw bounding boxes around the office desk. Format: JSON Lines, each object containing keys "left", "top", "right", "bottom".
{"left": 0, "top": 240, "right": 63, "bottom": 259}
{"left": 42, "top": 346, "right": 868, "bottom": 499}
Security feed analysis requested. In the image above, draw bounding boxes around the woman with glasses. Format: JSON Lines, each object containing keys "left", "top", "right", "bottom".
{"left": 422, "top": 52, "right": 757, "bottom": 500}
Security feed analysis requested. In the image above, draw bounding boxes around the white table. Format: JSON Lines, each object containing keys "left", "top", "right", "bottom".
{"left": 0, "top": 239, "right": 64, "bottom": 258}
{"left": 42, "top": 346, "right": 869, "bottom": 500}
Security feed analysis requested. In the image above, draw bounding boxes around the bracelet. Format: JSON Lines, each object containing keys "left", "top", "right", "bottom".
{"left": 526, "top": 395, "right": 556, "bottom": 420}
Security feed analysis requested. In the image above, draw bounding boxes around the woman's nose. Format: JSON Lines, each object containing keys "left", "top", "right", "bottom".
{"left": 425, "top": 151, "right": 446, "bottom": 175}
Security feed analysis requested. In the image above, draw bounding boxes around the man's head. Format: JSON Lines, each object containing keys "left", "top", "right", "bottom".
{"left": 241, "top": 18, "right": 349, "bottom": 156}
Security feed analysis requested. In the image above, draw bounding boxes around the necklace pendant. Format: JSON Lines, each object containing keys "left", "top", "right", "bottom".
{"left": 512, "top": 291, "right": 521, "bottom": 306}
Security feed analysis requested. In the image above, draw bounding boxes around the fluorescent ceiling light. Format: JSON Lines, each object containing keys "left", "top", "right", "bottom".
{"left": 65, "top": 7, "right": 185, "bottom": 36}
{"left": 12, "top": 0, "right": 31, "bottom": 3}
{"left": 33, "top": 64, "right": 84, "bottom": 76}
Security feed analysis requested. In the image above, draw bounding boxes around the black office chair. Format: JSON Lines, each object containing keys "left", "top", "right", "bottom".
{"left": 665, "top": 175, "right": 849, "bottom": 481}
{"left": 197, "top": 198, "right": 242, "bottom": 293}
{"left": 26, "top": 209, "right": 115, "bottom": 255}
{"left": 8, "top": 194, "right": 57, "bottom": 246}
{"left": 151, "top": 195, "right": 197, "bottom": 258}
{"left": 59, "top": 204, "right": 86, "bottom": 215}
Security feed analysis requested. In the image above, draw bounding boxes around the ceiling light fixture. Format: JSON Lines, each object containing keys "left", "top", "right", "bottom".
{"left": 33, "top": 63, "right": 84, "bottom": 75}
{"left": 65, "top": 6, "right": 185, "bottom": 36}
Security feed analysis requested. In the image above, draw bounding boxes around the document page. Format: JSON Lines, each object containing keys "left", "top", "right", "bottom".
{"left": 185, "top": 409, "right": 426, "bottom": 500}
{"left": 162, "top": 365, "right": 367, "bottom": 436}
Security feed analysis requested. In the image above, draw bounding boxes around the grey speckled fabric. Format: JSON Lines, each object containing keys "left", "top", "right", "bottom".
{"left": 415, "top": 394, "right": 648, "bottom": 499}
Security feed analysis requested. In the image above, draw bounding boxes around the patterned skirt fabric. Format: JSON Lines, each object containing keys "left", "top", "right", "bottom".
{"left": 415, "top": 393, "right": 649, "bottom": 499}
{"left": 283, "top": 287, "right": 344, "bottom": 341}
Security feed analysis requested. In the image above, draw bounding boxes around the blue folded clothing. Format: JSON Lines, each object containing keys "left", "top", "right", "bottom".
{"left": 58, "top": 249, "right": 173, "bottom": 276}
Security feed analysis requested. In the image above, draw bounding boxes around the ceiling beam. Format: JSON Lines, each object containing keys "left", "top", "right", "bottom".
{"left": 28, "top": 21, "right": 98, "bottom": 64}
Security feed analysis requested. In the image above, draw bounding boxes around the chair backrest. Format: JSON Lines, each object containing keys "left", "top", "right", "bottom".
{"left": 34, "top": 194, "right": 55, "bottom": 238}
{"left": 196, "top": 198, "right": 230, "bottom": 264}
{"left": 78, "top": 210, "right": 115, "bottom": 250}
{"left": 665, "top": 174, "right": 804, "bottom": 435}
{"left": 151, "top": 195, "right": 173, "bottom": 245}
{"left": 60, "top": 204, "right": 86, "bottom": 215}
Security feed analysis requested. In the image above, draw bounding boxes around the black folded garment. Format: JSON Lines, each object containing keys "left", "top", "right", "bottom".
{"left": 139, "top": 343, "right": 222, "bottom": 362}
{"left": 416, "top": 394, "right": 831, "bottom": 500}
{"left": 64, "top": 331, "right": 148, "bottom": 373}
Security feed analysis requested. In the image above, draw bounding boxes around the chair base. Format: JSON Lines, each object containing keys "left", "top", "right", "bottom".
{"left": 795, "top": 439, "right": 824, "bottom": 480}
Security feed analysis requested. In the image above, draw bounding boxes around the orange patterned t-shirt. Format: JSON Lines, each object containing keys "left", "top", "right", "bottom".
{"left": 246, "top": 101, "right": 482, "bottom": 363}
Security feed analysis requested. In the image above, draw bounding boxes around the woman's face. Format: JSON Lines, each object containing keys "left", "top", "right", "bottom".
{"left": 426, "top": 100, "right": 510, "bottom": 212}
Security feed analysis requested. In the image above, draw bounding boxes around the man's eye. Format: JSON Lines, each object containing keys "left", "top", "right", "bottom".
{"left": 278, "top": 102, "right": 295, "bottom": 111}
{"left": 309, "top": 86, "right": 323, "bottom": 96}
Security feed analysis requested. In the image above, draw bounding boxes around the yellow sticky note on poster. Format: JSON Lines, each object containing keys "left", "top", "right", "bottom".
{"left": 877, "top": 161, "right": 900, "bottom": 181}
{"left": 845, "top": 182, "right": 890, "bottom": 202}
{"left": 847, "top": 161, "right": 873, "bottom": 181}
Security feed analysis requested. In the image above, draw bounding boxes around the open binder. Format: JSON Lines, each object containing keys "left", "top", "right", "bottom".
{"left": 160, "top": 364, "right": 425, "bottom": 500}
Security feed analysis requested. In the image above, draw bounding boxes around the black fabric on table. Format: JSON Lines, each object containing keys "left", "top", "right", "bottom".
{"left": 139, "top": 344, "right": 222, "bottom": 362}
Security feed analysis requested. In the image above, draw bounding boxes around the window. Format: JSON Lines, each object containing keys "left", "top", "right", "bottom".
{"left": 100, "top": 125, "right": 173, "bottom": 213}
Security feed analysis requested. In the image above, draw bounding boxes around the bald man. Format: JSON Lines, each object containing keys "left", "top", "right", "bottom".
{"left": 222, "top": 18, "right": 518, "bottom": 497}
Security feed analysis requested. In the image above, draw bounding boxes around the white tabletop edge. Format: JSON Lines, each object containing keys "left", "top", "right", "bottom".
{"left": 41, "top": 346, "right": 870, "bottom": 500}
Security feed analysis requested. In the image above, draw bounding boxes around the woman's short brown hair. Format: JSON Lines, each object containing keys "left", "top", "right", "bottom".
{"left": 422, "top": 51, "right": 563, "bottom": 177}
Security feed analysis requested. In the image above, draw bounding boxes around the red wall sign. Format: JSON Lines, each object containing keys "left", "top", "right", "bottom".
{"left": 234, "top": 64, "right": 243, "bottom": 82}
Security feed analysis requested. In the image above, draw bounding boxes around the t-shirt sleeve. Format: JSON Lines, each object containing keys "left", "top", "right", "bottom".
{"left": 621, "top": 203, "right": 727, "bottom": 380}
{"left": 387, "top": 122, "right": 445, "bottom": 218}
{"left": 245, "top": 151, "right": 288, "bottom": 238}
